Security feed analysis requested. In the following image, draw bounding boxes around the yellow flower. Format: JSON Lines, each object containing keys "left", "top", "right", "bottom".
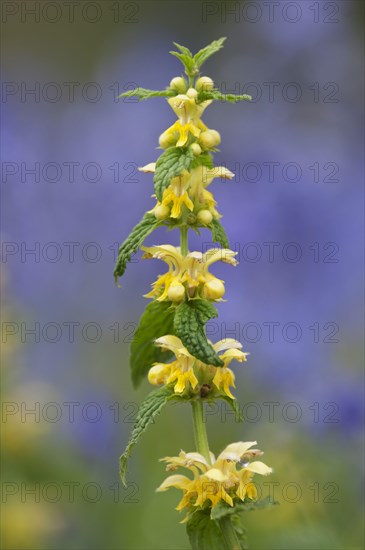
{"left": 148, "top": 335, "right": 248, "bottom": 396}
{"left": 139, "top": 163, "right": 234, "bottom": 221}
{"left": 162, "top": 171, "right": 194, "bottom": 218}
{"left": 148, "top": 335, "right": 198, "bottom": 393}
{"left": 141, "top": 245, "right": 238, "bottom": 302}
{"left": 188, "top": 165, "right": 235, "bottom": 219}
{"left": 210, "top": 340, "right": 249, "bottom": 399}
{"left": 163, "top": 94, "right": 212, "bottom": 147}
{"left": 168, "top": 94, "right": 212, "bottom": 123}
{"left": 157, "top": 441, "right": 272, "bottom": 520}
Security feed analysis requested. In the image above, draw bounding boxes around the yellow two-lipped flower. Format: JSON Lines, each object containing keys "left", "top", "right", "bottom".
{"left": 139, "top": 163, "right": 234, "bottom": 220}
{"left": 141, "top": 245, "right": 238, "bottom": 302}
{"left": 162, "top": 94, "right": 212, "bottom": 147}
{"left": 157, "top": 441, "right": 272, "bottom": 521}
{"left": 148, "top": 335, "right": 248, "bottom": 397}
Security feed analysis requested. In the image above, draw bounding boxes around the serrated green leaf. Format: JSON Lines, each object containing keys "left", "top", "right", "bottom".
{"left": 113, "top": 213, "right": 160, "bottom": 282}
{"left": 119, "top": 87, "right": 174, "bottom": 100}
{"left": 186, "top": 509, "right": 225, "bottom": 550}
{"left": 130, "top": 301, "right": 175, "bottom": 388}
{"left": 172, "top": 42, "right": 193, "bottom": 57}
{"left": 190, "top": 153, "right": 214, "bottom": 170}
{"left": 217, "top": 395, "right": 243, "bottom": 422}
{"left": 211, "top": 497, "right": 279, "bottom": 521}
{"left": 169, "top": 51, "right": 196, "bottom": 77}
{"left": 174, "top": 300, "right": 223, "bottom": 367}
{"left": 198, "top": 90, "right": 252, "bottom": 103}
{"left": 119, "top": 386, "right": 174, "bottom": 485}
{"left": 193, "top": 37, "right": 226, "bottom": 69}
{"left": 154, "top": 147, "right": 194, "bottom": 201}
{"left": 170, "top": 38, "right": 227, "bottom": 78}
{"left": 209, "top": 219, "right": 230, "bottom": 248}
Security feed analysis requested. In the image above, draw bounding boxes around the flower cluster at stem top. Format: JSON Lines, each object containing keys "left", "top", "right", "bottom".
{"left": 139, "top": 75, "right": 234, "bottom": 226}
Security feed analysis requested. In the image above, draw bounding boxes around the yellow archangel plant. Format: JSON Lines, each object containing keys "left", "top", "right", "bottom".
{"left": 115, "top": 38, "right": 276, "bottom": 550}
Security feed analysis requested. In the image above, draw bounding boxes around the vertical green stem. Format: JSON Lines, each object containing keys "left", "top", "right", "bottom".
{"left": 181, "top": 225, "right": 240, "bottom": 550}
{"left": 180, "top": 224, "right": 189, "bottom": 256}
{"left": 218, "top": 516, "right": 243, "bottom": 550}
{"left": 180, "top": 224, "right": 210, "bottom": 466}
{"left": 191, "top": 401, "right": 242, "bottom": 550}
{"left": 191, "top": 400, "right": 211, "bottom": 465}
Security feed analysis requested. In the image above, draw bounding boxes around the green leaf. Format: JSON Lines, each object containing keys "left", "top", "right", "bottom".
{"left": 130, "top": 301, "right": 175, "bottom": 388}
{"left": 211, "top": 497, "right": 279, "bottom": 521}
{"left": 113, "top": 213, "right": 160, "bottom": 282}
{"left": 119, "top": 87, "right": 174, "bottom": 100}
{"left": 186, "top": 509, "right": 225, "bottom": 550}
{"left": 198, "top": 90, "right": 252, "bottom": 103}
{"left": 154, "top": 147, "right": 194, "bottom": 201}
{"left": 209, "top": 219, "right": 230, "bottom": 248}
{"left": 173, "top": 41, "right": 193, "bottom": 58}
{"left": 230, "top": 516, "right": 248, "bottom": 550}
{"left": 217, "top": 395, "right": 243, "bottom": 422}
{"left": 119, "top": 386, "right": 174, "bottom": 485}
{"left": 170, "top": 38, "right": 227, "bottom": 78}
{"left": 174, "top": 300, "right": 223, "bottom": 367}
{"left": 169, "top": 52, "right": 196, "bottom": 77}
{"left": 193, "top": 37, "right": 226, "bottom": 69}
{"left": 170, "top": 42, "right": 196, "bottom": 77}
{"left": 191, "top": 153, "right": 214, "bottom": 170}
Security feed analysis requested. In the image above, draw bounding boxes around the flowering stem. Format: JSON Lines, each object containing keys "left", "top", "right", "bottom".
{"left": 191, "top": 400, "right": 242, "bottom": 550}
{"left": 180, "top": 224, "right": 189, "bottom": 256}
{"left": 180, "top": 225, "right": 211, "bottom": 463}
{"left": 191, "top": 400, "right": 211, "bottom": 465}
{"left": 218, "top": 515, "right": 243, "bottom": 550}
{"left": 181, "top": 225, "right": 240, "bottom": 550}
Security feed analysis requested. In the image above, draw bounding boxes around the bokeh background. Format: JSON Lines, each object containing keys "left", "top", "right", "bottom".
{"left": 1, "top": 1, "right": 364, "bottom": 548}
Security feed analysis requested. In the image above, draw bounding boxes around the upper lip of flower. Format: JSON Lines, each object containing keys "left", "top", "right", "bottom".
{"left": 139, "top": 163, "right": 235, "bottom": 185}
{"left": 159, "top": 441, "right": 272, "bottom": 477}
{"left": 167, "top": 95, "right": 212, "bottom": 124}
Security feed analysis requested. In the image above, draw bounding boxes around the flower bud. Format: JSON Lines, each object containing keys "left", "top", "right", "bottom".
{"left": 203, "top": 279, "right": 225, "bottom": 300}
{"left": 159, "top": 130, "right": 177, "bottom": 149}
{"left": 186, "top": 213, "right": 197, "bottom": 225}
{"left": 190, "top": 143, "right": 202, "bottom": 156}
{"left": 148, "top": 364, "right": 168, "bottom": 386}
{"left": 196, "top": 76, "right": 214, "bottom": 92}
{"left": 186, "top": 88, "right": 198, "bottom": 99}
{"left": 170, "top": 76, "right": 187, "bottom": 93}
{"left": 199, "top": 130, "right": 221, "bottom": 149}
{"left": 154, "top": 204, "right": 170, "bottom": 220}
{"left": 197, "top": 209, "right": 213, "bottom": 225}
{"left": 167, "top": 283, "right": 186, "bottom": 302}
